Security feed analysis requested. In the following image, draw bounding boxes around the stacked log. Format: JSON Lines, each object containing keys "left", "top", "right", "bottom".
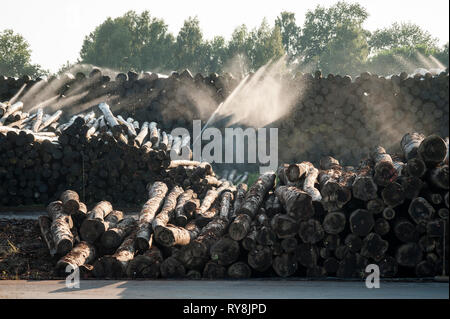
{"left": 39, "top": 132, "right": 448, "bottom": 279}
{"left": 0, "top": 101, "right": 204, "bottom": 207}
{"left": 2, "top": 69, "right": 448, "bottom": 169}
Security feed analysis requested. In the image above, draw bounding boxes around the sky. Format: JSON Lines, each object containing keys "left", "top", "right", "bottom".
{"left": 1, "top": 0, "right": 449, "bottom": 73}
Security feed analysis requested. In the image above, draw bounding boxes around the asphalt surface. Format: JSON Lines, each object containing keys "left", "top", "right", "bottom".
{"left": 0, "top": 280, "right": 448, "bottom": 299}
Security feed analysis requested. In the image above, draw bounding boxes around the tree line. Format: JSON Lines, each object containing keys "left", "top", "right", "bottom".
{"left": 1, "top": 1, "right": 449, "bottom": 78}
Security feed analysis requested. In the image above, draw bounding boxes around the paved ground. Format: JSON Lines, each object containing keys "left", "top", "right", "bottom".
{"left": 0, "top": 280, "right": 448, "bottom": 299}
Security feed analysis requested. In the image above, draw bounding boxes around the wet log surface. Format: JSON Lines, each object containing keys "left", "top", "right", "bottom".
{"left": 1, "top": 66, "right": 448, "bottom": 281}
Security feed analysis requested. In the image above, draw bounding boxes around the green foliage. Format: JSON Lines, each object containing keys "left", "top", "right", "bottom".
{"left": 0, "top": 29, "right": 47, "bottom": 77}
{"left": 298, "top": 1, "right": 369, "bottom": 68}
{"left": 69, "top": 5, "right": 446, "bottom": 76}
{"left": 319, "top": 23, "right": 369, "bottom": 76}
{"left": 275, "top": 11, "right": 301, "bottom": 59}
{"left": 367, "top": 45, "right": 446, "bottom": 76}
{"left": 249, "top": 19, "right": 285, "bottom": 70}
{"left": 80, "top": 11, "right": 174, "bottom": 72}
{"left": 200, "top": 36, "right": 228, "bottom": 74}
{"left": 369, "top": 22, "right": 439, "bottom": 53}
{"left": 434, "top": 43, "right": 449, "bottom": 67}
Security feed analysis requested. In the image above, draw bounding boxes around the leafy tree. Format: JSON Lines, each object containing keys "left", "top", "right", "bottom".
{"left": 434, "top": 43, "right": 449, "bottom": 67}
{"left": 0, "top": 29, "right": 46, "bottom": 77}
{"left": 249, "top": 19, "right": 285, "bottom": 70}
{"left": 138, "top": 12, "right": 175, "bottom": 72}
{"left": 369, "top": 22, "right": 439, "bottom": 53}
{"left": 319, "top": 23, "right": 369, "bottom": 76}
{"left": 225, "top": 24, "right": 254, "bottom": 75}
{"left": 173, "top": 16, "right": 204, "bottom": 72}
{"left": 200, "top": 36, "right": 227, "bottom": 74}
{"left": 367, "top": 45, "right": 444, "bottom": 75}
{"left": 80, "top": 13, "right": 137, "bottom": 71}
{"left": 275, "top": 11, "right": 301, "bottom": 59}
{"left": 298, "top": 1, "right": 369, "bottom": 67}
{"left": 80, "top": 11, "right": 174, "bottom": 72}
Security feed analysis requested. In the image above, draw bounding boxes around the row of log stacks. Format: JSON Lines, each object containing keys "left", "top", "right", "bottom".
{"left": 1, "top": 69, "right": 448, "bottom": 166}
{"left": 0, "top": 69, "right": 239, "bottom": 134}
{"left": 40, "top": 132, "right": 448, "bottom": 279}
{"left": 271, "top": 70, "right": 449, "bottom": 166}
{"left": 1, "top": 100, "right": 236, "bottom": 207}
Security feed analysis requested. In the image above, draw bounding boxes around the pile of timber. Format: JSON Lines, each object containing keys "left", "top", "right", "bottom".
{"left": 41, "top": 132, "right": 448, "bottom": 279}
{"left": 0, "top": 69, "right": 238, "bottom": 133}
{"left": 1, "top": 69, "right": 448, "bottom": 166}
{"left": 271, "top": 70, "right": 449, "bottom": 165}
{"left": 0, "top": 101, "right": 225, "bottom": 206}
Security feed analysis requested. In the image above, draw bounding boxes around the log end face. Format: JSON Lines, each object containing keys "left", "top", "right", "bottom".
{"left": 80, "top": 219, "right": 106, "bottom": 244}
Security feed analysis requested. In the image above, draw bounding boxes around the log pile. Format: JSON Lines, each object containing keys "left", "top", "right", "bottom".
{"left": 273, "top": 70, "right": 449, "bottom": 165}
{"left": 1, "top": 69, "right": 448, "bottom": 167}
{"left": 1, "top": 100, "right": 235, "bottom": 206}
{"left": 0, "top": 70, "right": 239, "bottom": 134}
{"left": 39, "top": 132, "right": 449, "bottom": 279}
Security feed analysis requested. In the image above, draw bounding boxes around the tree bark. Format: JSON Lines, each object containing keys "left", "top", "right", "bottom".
{"left": 93, "top": 231, "right": 137, "bottom": 278}
{"left": 155, "top": 220, "right": 200, "bottom": 247}
{"left": 401, "top": 132, "right": 425, "bottom": 160}
{"left": 80, "top": 201, "right": 113, "bottom": 243}
{"left": 153, "top": 186, "right": 184, "bottom": 232}
{"left": 126, "top": 245, "right": 162, "bottom": 279}
{"left": 238, "top": 172, "right": 276, "bottom": 218}
{"left": 72, "top": 202, "right": 87, "bottom": 229}
{"left": 274, "top": 185, "right": 314, "bottom": 220}
{"left": 418, "top": 134, "right": 447, "bottom": 165}
{"left": 302, "top": 162, "right": 322, "bottom": 201}
{"left": 286, "top": 163, "right": 307, "bottom": 183}
{"left": 135, "top": 181, "right": 168, "bottom": 251}
{"left": 228, "top": 213, "right": 253, "bottom": 241}
{"left": 60, "top": 190, "right": 80, "bottom": 215}
{"left": 47, "top": 201, "right": 74, "bottom": 255}
{"left": 101, "top": 217, "right": 137, "bottom": 251}
{"left": 319, "top": 168, "right": 352, "bottom": 212}
{"left": 38, "top": 215, "right": 56, "bottom": 256}
{"left": 371, "top": 146, "right": 398, "bottom": 187}
{"left": 352, "top": 161, "right": 378, "bottom": 201}
{"left": 56, "top": 241, "right": 96, "bottom": 275}
{"left": 182, "top": 217, "right": 228, "bottom": 270}
{"left": 233, "top": 183, "right": 248, "bottom": 215}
